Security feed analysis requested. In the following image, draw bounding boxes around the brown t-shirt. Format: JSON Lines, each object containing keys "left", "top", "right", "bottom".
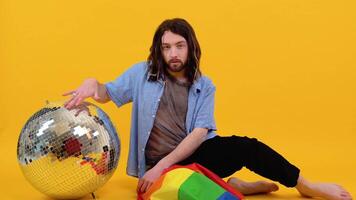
{"left": 145, "top": 75, "right": 191, "bottom": 167}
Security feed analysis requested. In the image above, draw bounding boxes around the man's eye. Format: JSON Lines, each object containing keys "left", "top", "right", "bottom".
{"left": 162, "top": 46, "right": 170, "bottom": 49}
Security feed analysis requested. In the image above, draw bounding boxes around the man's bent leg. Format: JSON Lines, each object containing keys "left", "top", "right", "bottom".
{"left": 179, "top": 135, "right": 295, "bottom": 194}
{"left": 180, "top": 135, "right": 352, "bottom": 199}
{"left": 232, "top": 136, "right": 300, "bottom": 187}
{"left": 226, "top": 136, "right": 352, "bottom": 199}
{"left": 181, "top": 135, "right": 300, "bottom": 186}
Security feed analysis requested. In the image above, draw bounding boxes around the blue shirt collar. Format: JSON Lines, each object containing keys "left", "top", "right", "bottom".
{"left": 146, "top": 71, "right": 202, "bottom": 95}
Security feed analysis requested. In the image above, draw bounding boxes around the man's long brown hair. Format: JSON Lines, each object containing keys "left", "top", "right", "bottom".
{"left": 147, "top": 18, "right": 202, "bottom": 83}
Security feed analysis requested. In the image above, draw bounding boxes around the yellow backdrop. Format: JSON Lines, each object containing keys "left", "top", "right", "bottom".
{"left": 1, "top": 0, "right": 355, "bottom": 199}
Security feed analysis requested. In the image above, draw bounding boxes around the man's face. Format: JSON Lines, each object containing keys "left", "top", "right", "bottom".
{"left": 161, "top": 31, "right": 188, "bottom": 74}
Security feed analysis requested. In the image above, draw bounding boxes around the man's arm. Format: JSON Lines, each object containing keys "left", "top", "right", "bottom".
{"left": 157, "top": 127, "right": 208, "bottom": 169}
{"left": 137, "top": 127, "right": 208, "bottom": 193}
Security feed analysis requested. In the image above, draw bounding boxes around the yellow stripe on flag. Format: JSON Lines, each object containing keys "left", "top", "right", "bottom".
{"left": 150, "top": 168, "right": 194, "bottom": 200}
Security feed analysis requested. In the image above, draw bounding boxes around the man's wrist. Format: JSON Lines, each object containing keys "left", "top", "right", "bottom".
{"left": 156, "top": 158, "right": 172, "bottom": 170}
{"left": 95, "top": 83, "right": 110, "bottom": 103}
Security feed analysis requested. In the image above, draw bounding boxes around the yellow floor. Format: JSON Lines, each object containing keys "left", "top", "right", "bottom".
{"left": 1, "top": 124, "right": 355, "bottom": 200}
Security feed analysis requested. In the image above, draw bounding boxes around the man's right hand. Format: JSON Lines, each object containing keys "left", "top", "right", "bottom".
{"left": 63, "top": 78, "right": 110, "bottom": 110}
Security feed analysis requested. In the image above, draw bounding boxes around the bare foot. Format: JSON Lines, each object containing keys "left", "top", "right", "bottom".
{"left": 296, "top": 176, "right": 353, "bottom": 200}
{"left": 227, "top": 177, "right": 279, "bottom": 195}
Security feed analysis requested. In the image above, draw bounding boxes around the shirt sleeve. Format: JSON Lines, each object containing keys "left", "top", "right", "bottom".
{"left": 104, "top": 63, "right": 144, "bottom": 107}
{"left": 193, "top": 83, "right": 217, "bottom": 132}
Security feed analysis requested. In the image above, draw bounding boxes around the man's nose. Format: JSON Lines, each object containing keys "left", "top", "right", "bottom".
{"left": 169, "top": 47, "right": 178, "bottom": 58}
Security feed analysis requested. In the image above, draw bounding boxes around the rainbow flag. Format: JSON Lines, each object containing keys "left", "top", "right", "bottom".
{"left": 138, "top": 163, "right": 244, "bottom": 200}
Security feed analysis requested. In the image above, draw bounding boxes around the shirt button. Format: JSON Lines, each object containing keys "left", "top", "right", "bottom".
{"left": 158, "top": 99, "right": 160, "bottom": 102}
{"left": 152, "top": 114, "right": 155, "bottom": 118}
{"left": 142, "top": 148, "right": 144, "bottom": 152}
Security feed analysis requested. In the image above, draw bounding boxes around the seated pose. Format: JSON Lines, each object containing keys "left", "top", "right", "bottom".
{"left": 64, "top": 18, "right": 352, "bottom": 200}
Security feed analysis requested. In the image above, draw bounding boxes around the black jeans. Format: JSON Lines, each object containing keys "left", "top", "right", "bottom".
{"left": 178, "top": 135, "right": 300, "bottom": 187}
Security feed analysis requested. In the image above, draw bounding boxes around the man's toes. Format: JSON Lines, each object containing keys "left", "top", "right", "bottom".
{"left": 340, "top": 192, "right": 352, "bottom": 200}
{"left": 270, "top": 183, "right": 279, "bottom": 192}
{"left": 258, "top": 182, "right": 279, "bottom": 193}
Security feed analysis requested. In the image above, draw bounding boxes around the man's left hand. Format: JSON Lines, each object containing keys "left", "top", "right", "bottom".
{"left": 137, "top": 165, "right": 164, "bottom": 193}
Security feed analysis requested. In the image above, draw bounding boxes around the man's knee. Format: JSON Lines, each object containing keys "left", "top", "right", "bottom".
{"left": 230, "top": 135, "right": 260, "bottom": 149}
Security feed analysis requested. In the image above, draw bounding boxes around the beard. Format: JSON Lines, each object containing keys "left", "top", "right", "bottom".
{"left": 166, "top": 58, "right": 186, "bottom": 72}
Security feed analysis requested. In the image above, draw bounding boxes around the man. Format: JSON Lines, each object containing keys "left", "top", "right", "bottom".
{"left": 63, "top": 18, "right": 352, "bottom": 200}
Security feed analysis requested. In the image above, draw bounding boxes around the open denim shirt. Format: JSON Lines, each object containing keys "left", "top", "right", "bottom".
{"left": 105, "top": 61, "right": 217, "bottom": 178}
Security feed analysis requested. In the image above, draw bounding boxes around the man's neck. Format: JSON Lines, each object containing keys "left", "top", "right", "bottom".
{"left": 167, "top": 69, "right": 188, "bottom": 82}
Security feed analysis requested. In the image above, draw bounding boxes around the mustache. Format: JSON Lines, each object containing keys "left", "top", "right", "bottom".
{"left": 168, "top": 59, "right": 183, "bottom": 64}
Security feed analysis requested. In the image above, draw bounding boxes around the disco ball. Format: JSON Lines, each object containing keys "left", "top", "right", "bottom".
{"left": 17, "top": 101, "right": 120, "bottom": 199}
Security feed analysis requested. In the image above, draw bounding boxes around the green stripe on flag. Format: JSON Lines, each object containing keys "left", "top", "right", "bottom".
{"left": 178, "top": 172, "right": 225, "bottom": 200}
